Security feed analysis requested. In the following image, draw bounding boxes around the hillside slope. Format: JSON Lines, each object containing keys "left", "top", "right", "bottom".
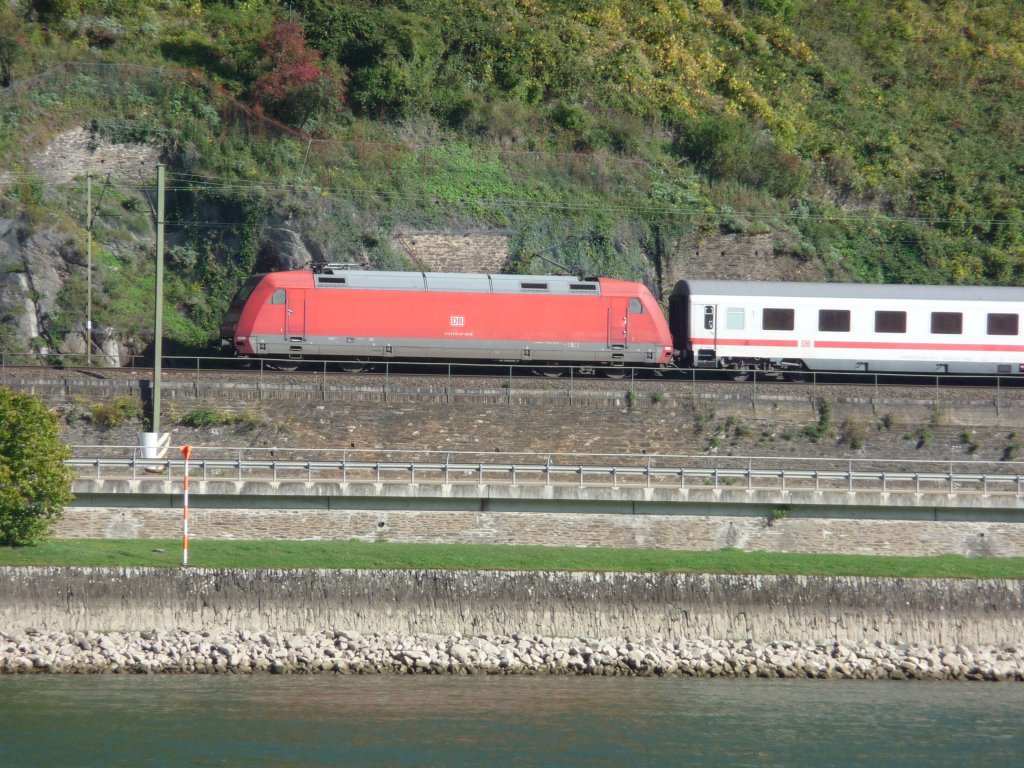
{"left": 0, "top": 0, "right": 1020, "bottom": 359}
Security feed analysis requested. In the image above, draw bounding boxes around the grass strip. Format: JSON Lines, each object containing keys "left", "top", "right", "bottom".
{"left": 0, "top": 540, "right": 1021, "bottom": 579}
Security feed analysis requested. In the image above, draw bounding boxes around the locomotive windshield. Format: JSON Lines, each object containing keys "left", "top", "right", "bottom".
{"left": 227, "top": 275, "right": 263, "bottom": 313}
{"left": 220, "top": 275, "right": 265, "bottom": 344}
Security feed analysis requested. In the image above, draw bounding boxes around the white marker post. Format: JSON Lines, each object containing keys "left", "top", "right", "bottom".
{"left": 180, "top": 445, "right": 192, "bottom": 566}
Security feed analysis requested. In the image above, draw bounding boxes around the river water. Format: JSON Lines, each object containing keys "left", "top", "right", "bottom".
{"left": 1, "top": 675, "right": 1021, "bottom": 767}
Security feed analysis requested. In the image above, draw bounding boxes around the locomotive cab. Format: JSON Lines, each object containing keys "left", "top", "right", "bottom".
{"left": 220, "top": 274, "right": 265, "bottom": 351}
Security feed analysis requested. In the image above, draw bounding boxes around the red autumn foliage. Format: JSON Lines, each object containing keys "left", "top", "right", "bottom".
{"left": 251, "top": 21, "right": 346, "bottom": 129}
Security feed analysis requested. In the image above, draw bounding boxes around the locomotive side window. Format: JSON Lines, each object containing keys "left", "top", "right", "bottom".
{"left": 874, "top": 311, "right": 906, "bottom": 333}
{"left": 762, "top": 308, "right": 794, "bottom": 331}
{"left": 726, "top": 308, "right": 744, "bottom": 330}
{"left": 628, "top": 298, "right": 644, "bottom": 314}
{"left": 271, "top": 289, "right": 286, "bottom": 305}
{"left": 987, "top": 313, "right": 1019, "bottom": 336}
{"left": 930, "top": 312, "right": 962, "bottom": 335}
{"left": 818, "top": 309, "right": 850, "bottom": 332}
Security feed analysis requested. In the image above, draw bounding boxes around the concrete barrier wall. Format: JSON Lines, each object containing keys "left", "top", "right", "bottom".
{"left": 2, "top": 567, "right": 1021, "bottom": 647}
{"left": 55, "top": 507, "right": 1024, "bottom": 558}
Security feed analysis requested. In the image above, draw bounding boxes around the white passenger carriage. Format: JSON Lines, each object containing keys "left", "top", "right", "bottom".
{"left": 668, "top": 281, "right": 1024, "bottom": 376}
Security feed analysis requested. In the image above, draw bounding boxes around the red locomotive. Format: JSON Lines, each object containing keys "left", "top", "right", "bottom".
{"left": 220, "top": 265, "right": 674, "bottom": 371}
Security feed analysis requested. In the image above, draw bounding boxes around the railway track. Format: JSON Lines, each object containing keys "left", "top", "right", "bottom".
{"left": 4, "top": 360, "right": 1024, "bottom": 407}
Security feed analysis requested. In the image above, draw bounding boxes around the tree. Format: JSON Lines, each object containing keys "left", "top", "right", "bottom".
{"left": 0, "top": 389, "right": 74, "bottom": 546}
{"left": 251, "top": 21, "right": 347, "bottom": 130}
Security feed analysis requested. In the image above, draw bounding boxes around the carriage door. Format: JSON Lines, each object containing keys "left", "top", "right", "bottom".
{"left": 285, "top": 289, "right": 306, "bottom": 342}
{"left": 696, "top": 304, "right": 718, "bottom": 367}
{"left": 607, "top": 299, "right": 629, "bottom": 350}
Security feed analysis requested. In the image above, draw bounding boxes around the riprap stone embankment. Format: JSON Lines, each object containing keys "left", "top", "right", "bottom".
{"left": 3, "top": 629, "right": 1021, "bottom": 680}
{"left": 1, "top": 567, "right": 1022, "bottom": 679}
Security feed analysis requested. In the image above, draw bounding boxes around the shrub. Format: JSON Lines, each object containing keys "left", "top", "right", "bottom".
{"left": 961, "top": 431, "right": 980, "bottom": 455}
{"left": 767, "top": 505, "right": 791, "bottom": 526}
{"left": 89, "top": 397, "right": 142, "bottom": 428}
{"left": 179, "top": 408, "right": 264, "bottom": 430}
{"left": 251, "top": 21, "right": 347, "bottom": 129}
{"left": 0, "top": 389, "right": 74, "bottom": 546}
{"left": 841, "top": 419, "right": 867, "bottom": 450}
{"left": 179, "top": 407, "right": 234, "bottom": 427}
{"left": 802, "top": 398, "right": 833, "bottom": 442}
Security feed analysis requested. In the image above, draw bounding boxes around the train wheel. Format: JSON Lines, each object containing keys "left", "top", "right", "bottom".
{"left": 786, "top": 371, "right": 810, "bottom": 383}
{"left": 340, "top": 359, "right": 370, "bottom": 373}
{"left": 730, "top": 372, "right": 751, "bottom": 382}
{"left": 269, "top": 361, "right": 300, "bottom": 372}
{"left": 603, "top": 367, "right": 627, "bottom": 379}
{"left": 536, "top": 368, "right": 564, "bottom": 378}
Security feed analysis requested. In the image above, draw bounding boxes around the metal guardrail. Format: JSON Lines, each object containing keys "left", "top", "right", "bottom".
{"left": 66, "top": 452, "right": 1024, "bottom": 498}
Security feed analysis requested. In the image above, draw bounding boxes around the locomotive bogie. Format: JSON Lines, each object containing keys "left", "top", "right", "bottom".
{"left": 669, "top": 280, "right": 1024, "bottom": 376}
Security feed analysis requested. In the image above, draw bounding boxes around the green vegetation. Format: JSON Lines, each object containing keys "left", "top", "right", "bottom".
{"left": 840, "top": 419, "right": 867, "bottom": 450}
{"left": 0, "top": 389, "right": 75, "bottom": 546}
{"left": 178, "top": 407, "right": 263, "bottom": 429}
{"left": 801, "top": 398, "right": 833, "bottom": 442}
{"left": 767, "top": 506, "right": 791, "bottom": 525}
{"left": 961, "top": 430, "right": 981, "bottom": 455}
{"left": 87, "top": 396, "right": 143, "bottom": 428}
{"left": 0, "top": 539, "right": 1021, "bottom": 579}
{"left": 0, "top": 0, "right": 1021, "bottom": 355}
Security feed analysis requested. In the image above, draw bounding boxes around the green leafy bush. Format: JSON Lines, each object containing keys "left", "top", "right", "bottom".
{"left": 0, "top": 389, "right": 74, "bottom": 545}
{"left": 88, "top": 397, "right": 142, "bottom": 428}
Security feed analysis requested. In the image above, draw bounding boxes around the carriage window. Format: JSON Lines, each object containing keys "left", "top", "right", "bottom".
{"left": 818, "top": 309, "right": 850, "bottom": 332}
{"left": 762, "top": 308, "right": 794, "bottom": 331}
{"left": 874, "top": 311, "right": 906, "bottom": 334}
{"left": 726, "top": 308, "right": 745, "bottom": 330}
{"left": 987, "top": 313, "right": 1019, "bottom": 336}
{"left": 628, "top": 298, "right": 644, "bottom": 314}
{"left": 270, "top": 289, "right": 286, "bottom": 305}
{"left": 931, "top": 312, "right": 962, "bottom": 335}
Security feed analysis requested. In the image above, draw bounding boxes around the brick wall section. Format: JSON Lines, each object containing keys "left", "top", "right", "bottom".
{"left": 37, "top": 375, "right": 1024, "bottom": 459}
{"left": 29, "top": 127, "right": 160, "bottom": 186}
{"left": 661, "top": 232, "right": 826, "bottom": 294}
{"left": 390, "top": 230, "right": 509, "bottom": 273}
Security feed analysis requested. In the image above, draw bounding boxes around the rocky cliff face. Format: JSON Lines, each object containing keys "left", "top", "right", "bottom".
{"left": 0, "top": 221, "right": 80, "bottom": 357}
{"left": 0, "top": 127, "right": 162, "bottom": 361}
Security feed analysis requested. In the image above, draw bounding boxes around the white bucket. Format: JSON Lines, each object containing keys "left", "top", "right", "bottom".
{"left": 138, "top": 432, "right": 170, "bottom": 471}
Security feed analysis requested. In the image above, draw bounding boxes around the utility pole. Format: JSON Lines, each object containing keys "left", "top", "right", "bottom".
{"left": 152, "top": 164, "right": 165, "bottom": 433}
{"left": 86, "top": 173, "right": 92, "bottom": 365}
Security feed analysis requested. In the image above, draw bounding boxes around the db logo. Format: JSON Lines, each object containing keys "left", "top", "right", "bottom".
{"left": 450, "top": 315, "right": 465, "bottom": 327}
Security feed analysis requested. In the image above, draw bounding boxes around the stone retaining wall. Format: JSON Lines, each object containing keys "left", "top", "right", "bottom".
{"left": 2, "top": 568, "right": 1021, "bottom": 648}
{"left": 55, "top": 507, "right": 1024, "bottom": 558}
{"left": 12, "top": 374, "right": 1024, "bottom": 457}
